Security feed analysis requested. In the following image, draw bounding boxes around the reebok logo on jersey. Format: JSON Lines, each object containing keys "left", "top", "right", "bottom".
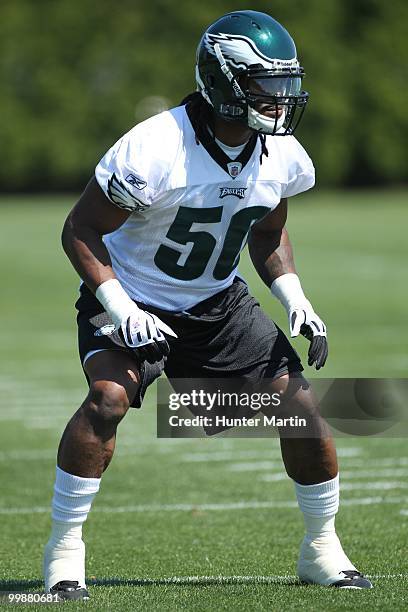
{"left": 219, "top": 187, "right": 247, "bottom": 199}
{"left": 125, "top": 173, "right": 147, "bottom": 190}
{"left": 107, "top": 173, "right": 150, "bottom": 212}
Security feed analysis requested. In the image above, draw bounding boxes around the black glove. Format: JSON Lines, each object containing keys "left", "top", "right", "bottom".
{"left": 290, "top": 305, "right": 328, "bottom": 370}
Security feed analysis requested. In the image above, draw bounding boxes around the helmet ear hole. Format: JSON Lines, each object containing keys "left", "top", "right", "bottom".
{"left": 206, "top": 75, "right": 215, "bottom": 88}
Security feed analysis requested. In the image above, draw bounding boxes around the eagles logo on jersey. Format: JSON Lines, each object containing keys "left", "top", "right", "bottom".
{"left": 107, "top": 173, "right": 149, "bottom": 212}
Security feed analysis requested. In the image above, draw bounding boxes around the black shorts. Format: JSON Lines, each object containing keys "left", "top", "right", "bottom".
{"left": 76, "top": 278, "right": 303, "bottom": 410}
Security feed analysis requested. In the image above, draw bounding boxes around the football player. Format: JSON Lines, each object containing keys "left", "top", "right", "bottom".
{"left": 43, "top": 10, "right": 372, "bottom": 600}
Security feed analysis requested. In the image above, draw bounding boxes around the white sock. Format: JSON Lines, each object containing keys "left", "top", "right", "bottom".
{"left": 294, "top": 474, "right": 339, "bottom": 538}
{"left": 295, "top": 474, "right": 357, "bottom": 584}
{"left": 44, "top": 467, "right": 101, "bottom": 591}
{"left": 52, "top": 466, "right": 101, "bottom": 524}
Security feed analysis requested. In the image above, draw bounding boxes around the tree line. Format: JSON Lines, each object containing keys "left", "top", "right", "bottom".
{"left": 0, "top": 0, "right": 406, "bottom": 192}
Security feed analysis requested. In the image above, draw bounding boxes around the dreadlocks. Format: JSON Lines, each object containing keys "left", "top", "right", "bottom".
{"left": 179, "top": 92, "right": 214, "bottom": 132}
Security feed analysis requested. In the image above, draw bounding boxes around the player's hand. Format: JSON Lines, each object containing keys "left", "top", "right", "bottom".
{"left": 120, "top": 310, "right": 177, "bottom": 364}
{"left": 289, "top": 303, "right": 328, "bottom": 370}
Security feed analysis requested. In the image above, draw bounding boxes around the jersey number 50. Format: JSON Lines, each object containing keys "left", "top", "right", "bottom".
{"left": 154, "top": 205, "right": 269, "bottom": 281}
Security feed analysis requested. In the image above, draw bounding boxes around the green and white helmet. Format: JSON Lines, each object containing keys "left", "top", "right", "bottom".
{"left": 196, "top": 10, "right": 308, "bottom": 135}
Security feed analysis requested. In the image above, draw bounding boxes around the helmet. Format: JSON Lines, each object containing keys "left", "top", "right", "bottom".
{"left": 196, "top": 10, "right": 308, "bottom": 135}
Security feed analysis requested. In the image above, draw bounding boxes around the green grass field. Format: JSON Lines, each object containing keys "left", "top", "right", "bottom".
{"left": 0, "top": 191, "right": 407, "bottom": 611}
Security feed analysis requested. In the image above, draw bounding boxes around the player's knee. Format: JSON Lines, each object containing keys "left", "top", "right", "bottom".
{"left": 85, "top": 380, "right": 130, "bottom": 428}
{"left": 268, "top": 373, "right": 321, "bottom": 418}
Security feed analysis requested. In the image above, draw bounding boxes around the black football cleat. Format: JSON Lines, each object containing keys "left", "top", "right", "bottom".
{"left": 50, "top": 580, "right": 90, "bottom": 601}
{"left": 332, "top": 570, "right": 373, "bottom": 589}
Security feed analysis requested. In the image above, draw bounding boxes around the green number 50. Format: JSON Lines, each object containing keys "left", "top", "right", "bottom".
{"left": 154, "top": 205, "right": 269, "bottom": 281}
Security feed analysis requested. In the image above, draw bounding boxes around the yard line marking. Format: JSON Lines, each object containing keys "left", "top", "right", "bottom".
{"left": 230, "top": 457, "right": 408, "bottom": 472}
{"left": 260, "top": 469, "right": 408, "bottom": 483}
{"left": 369, "top": 574, "right": 408, "bottom": 579}
{"left": 6, "top": 396, "right": 84, "bottom": 404}
{"left": 341, "top": 482, "right": 408, "bottom": 491}
{"left": 339, "top": 468, "right": 408, "bottom": 479}
{"left": 0, "top": 446, "right": 207, "bottom": 462}
{"left": 350, "top": 457, "right": 408, "bottom": 467}
{"left": 257, "top": 480, "right": 408, "bottom": 491}
{"left": 228, "top": 461, "right": 285, "bottom": 471}
{"left": 1, "top": 495, "right": 408, "bottom": 515}
{"left": 91, "top": 575, "right": 299, "bottom": 585}
{"left": 1, "top": 446, "right": 406, "bottom": 479}
{"left": 259, "top": 473, "right": 287, "bottom": 482}
{"left": 182, "top": 450, "right": 281, "bottom": 462}
{"left": 336, "top": 447, "right": 364, "bottom": 457}
{"left": 181, "top": 447, "right": 362, "bottom": 463}
{"left": 0, "top": 573, "right": 405, "bottom": 588}
{"left": 0, "top": 450, "right": 56, "bottom": 461}
{"left": 88, "top": 573, "right": 404, "bottom": 584}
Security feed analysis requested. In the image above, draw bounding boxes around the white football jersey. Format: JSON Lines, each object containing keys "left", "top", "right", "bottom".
{"left": 95, "top": 105, "right": 315, "bottom": 311}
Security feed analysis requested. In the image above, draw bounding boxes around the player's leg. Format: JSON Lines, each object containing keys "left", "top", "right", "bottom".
{"left": 43, "top": 349, "right": 141, "bottom": 599}
{"left": 160, "top": 279, "right": 371, "bottom": 588}
{"left": 57, "top": 350, "right": 140, "bottom": 477}
{"left": 268, "top": 373, "right": 372, "bottom": 588}
{"left": 270, "top": 373, "right": 337, "bottom": 484}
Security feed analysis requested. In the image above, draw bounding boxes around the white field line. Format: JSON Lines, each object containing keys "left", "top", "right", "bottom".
{"left": 260, "top": 468, "right": 408, "bottom": 482}
{"left": 1, "top": 495, "right": 408, "bottom": 516}
{"left": 0, "top": 447, "right": 180, "bottom": 461}
{"left": 341, "top": 482, "right": 408, "bottom": 491}
{"left": 113, "top": 575, "right": 299, "bottom": 584}
{"left": 89, "top": 573, "right": 407, "bottom": 584}
{"left": 259, "top": 473, "right": 289, "bottom": 482}
{"left": 0, "top": 447, "right": 405, "bottom": 470}
{"left": 181, "top": 447, "right": 362, "bottom": 463}
{"left": 0, "top": 409, "right": 75, "bottom": 422}
{"left": 323, "top": 447, "right": 363, "bottom": 458}
{"left": 339, "top": 468, "right": 408, "bottom": 479}
{"left": 0, "top": 447, "right": 262, "bottom": 463}
{"left": 0, "top": 445, "right": 201, "bottom": 462}
{"left": 350, "top": 457, "right": 408, "bottom": 467}
{"left": 229, "top": 457, "right": 408, "bottom": 472}
{"left": 182, "top": 450, "right": 282, "bottom": 462}
{"left": 0, "top": 450, "right": 56, "bottom": 461}
{"left": 5, "top": 395, "right": 84, "bottom": 404}
{"left": 229, "top": 461, "right": 285, "bottom": 471}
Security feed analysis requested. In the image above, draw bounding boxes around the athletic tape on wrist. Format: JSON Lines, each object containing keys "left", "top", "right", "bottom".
{"left": 270, "top": 273, "right": 309, "bottom": 311}
{"left": 95, "top": 278, "right": 139, "bottom": 328}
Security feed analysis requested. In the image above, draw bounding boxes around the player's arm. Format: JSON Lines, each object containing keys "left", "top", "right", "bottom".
{"left": 62, "top": 177, "right": 129, "bottom": 292}
{"left": 62, "top": 177, "right": 176, "bottom": 363}
{"left": 248, "top": 198, "right": 328, "bottom": 369}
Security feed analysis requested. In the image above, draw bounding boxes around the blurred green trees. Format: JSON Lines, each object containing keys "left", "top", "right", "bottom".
{"left": 0, "top": 0, "right": 406, "bottom": 191}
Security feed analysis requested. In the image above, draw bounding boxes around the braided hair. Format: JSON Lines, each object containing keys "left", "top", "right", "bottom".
{"left": 179, "top": 92, "right": 214, "bottom": 135}
{"left": 179, "top": 92, "right": 269, "bottom": 164}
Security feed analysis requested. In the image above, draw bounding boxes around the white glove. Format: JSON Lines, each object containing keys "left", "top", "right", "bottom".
{"left": 120, "top": 309, "right": 177, "bottom": 364}
{"left": 271, "top": 273, "right": 328, "bottom": 370}
{"left": 95, "top": 279, "right": 177, "bottom": 364}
